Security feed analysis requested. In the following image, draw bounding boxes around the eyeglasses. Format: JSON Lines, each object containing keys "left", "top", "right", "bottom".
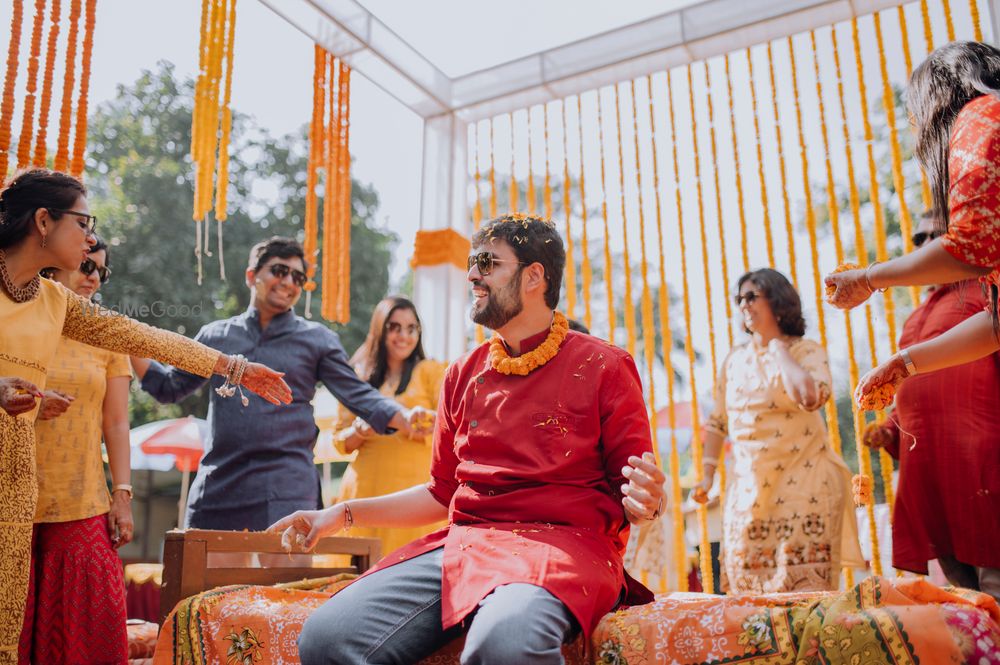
{"left": 911, "top": 230, "right": 942, "bottom": 248}
{"left": 267, "top": 263, "right": 307, "bottom": 287}
{"left": 466, "top": 251, "right": 528, "bottom": 276}
{"left": 735, "top": 291, "right": 761, "bottom": 306}
{"left": 50, "top": 208, "right": 97, "bottom": 235}
{"left": 79, "top": 258, "right": 111, "bottom": 284}
{"left": 385, "top": 321, "right": 421, "bottom": 336}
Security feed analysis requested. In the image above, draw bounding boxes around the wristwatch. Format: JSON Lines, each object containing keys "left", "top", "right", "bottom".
{"left": 900, "top": 349, "right": 917, "bottom": 376}
{"left": 112, "top": 484, "right": 133, "bottom": 499}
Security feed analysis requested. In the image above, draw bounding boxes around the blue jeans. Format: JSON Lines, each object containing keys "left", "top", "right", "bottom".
{"left": 298, "top": 547, "right": 577, "bottom": 664}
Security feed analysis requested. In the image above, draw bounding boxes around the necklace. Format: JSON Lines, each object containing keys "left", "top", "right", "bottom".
{"left": 489, "top": 311, "right": 569, "bottom": 376}
{"left": 0, "top": 250, "right": 40, "bottom": 303}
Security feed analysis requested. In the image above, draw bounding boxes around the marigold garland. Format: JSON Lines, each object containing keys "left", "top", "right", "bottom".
{"left": 303, "top": 43, "right": 326, "bottom": 304}
{"left": 488, "top": 117, "right": 497, "bottom": 217}
{"left": 942, "top": 0, "right": 956, "bottom": 41}
{"left": 0, "top": 0, "right": 25, "bottom": 178}
{"left": 969, "top": 0, "right": 983, "bottom": 42}
{"left": 212, "top": 0, "right": 237, "bottom": 226}
{"left": 575, "top": 95, "right": 593, "bottom": 331}
{"left": 613, "top": 83, "right": 637, "bottom": 358}
{"left": 542, "top": 104, "right": 552, "bottom": 219}
{"left": 766, "top": 41, "right": 797, "bottom": 287}
{"left": 33, "top": 0, "right": 59, "bottom": 167}
{"left": 646, "top": 72, "right": 687, "bottom": 593}
{"left": 68, "top": 0, "right": 95, "bottom": 177}
{"left": 745, "top": 48, "right": 775, "bottom": 267}
{"left": 724, "top": 54, "right": 750, "bottom": 274}
{"left": 336, "top": 61, "right": 352, "bottom": 323}
{"left": 489, "top": 311, "right": 568, "bottom": 376}
{"left": 526, "top": 108, "right": 536, "bottom": 215}
{"left": 320, "top": 53, "right": 339, "bottom": 323}
{"left": 561, "top": 99, "right": 577, "bottom": 320}
{"left": 53, "top": 0, "right": 81, "bottom": 173}
{"left": 16, "top": 0, "right": 45, "bottom": 170}
{"left": 852, "top": 474, "right": 874, "bottom": 507}
{"left": 508, "top": 112, "right": 518, "bottom": 211}
{"left": 595, "top": 89, "right": 616, "bottom": 345}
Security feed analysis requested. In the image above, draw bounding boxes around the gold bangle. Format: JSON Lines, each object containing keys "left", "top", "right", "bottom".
{"left": 112, "top": 484, "right": 133, "bottom": 499}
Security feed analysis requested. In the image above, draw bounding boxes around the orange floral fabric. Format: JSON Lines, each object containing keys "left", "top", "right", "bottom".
{"left": 941, "top": 94, "right": 1000, "bottom": 291}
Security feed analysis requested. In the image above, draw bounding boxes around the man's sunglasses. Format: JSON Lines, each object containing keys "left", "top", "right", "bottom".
{"left": 267, "top": 263, "right": 307, "bottom": 287}
{"left": 79, "top": 258, "right": 111, "bottom": 284}
{"left": 735, "top": 291, "right": 761, "bottom": 306}
{"left": 51, "top": 208, "right": 98, "bottom": 235}
{"left": 911, "top": 230, "right": 942, "bottom": 248}
{"left": 466, "top": 251, "right": 528, "bottom": 276}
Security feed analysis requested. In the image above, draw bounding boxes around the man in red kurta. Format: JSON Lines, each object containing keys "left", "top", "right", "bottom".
{"left": 271, "top": 214, "right": 664, "bottom": 664}
{"left": 865, "top": 212, "right": 1000, "bottom": 600}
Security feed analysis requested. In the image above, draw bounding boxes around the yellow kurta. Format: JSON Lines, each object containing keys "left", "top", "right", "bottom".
{"left": 0, "top": 278, "right": 219, "bottom": 664}
{"left": 34, "top": 340, "right": 131, "bottom": 523}
{"left": 705, "top": 338, "right": 864, "bottom": 594}
{"left": 334, "top": 359, "right": 446, "bottom": 555}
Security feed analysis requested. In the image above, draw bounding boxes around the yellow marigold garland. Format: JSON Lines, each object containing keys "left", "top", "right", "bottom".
{"left": 69, "top": 0, "right": 95, "bottom": 178}
{"left": 646, "top": 73, "right": 687, "bottom": 592}
{"left": 526, "top": 108, "right": 535, "bottom": 215}
{"left": 613, "top": 83, "right": 636, "bottom": 358}
{"left": 969, "top": 0, "right": 983, "bottom": 42}
{"left": 561, "top": 99, "right": 577, "bottom": 320}
{"left": 576, "top": 96, "right": 593, "bottom": 331}
{"left": 212, "top": 0, "right": 237, "bottom": 226}
{"left": 0, "top": 0, "right": 25, "bottom": 178}
{"left": 766, "top": 41, "right": 797, "bottom": 287}
{"left": 16, "top": 0, "right": 45, "bottom": 169}
{"left": 53, "top": 0, "right": 80, "bottom": 172}
{"left": 336, "top": 61, "right": 352, "bottom": 323}
{"left": 321, "top": 53, "right": 340, "bottom": 323}
{"left": 32, "top": 0, "right": 59, "bottom": 167}
{"left": 302, "top": 43, "right": 325, "bottom": 319}
{"left": 943, "top": 0, "right": 956, "bottom": 41}
{"left": 667, "top": 67, "right": 710, "bottom": 593}
{"left": 595, "top": 89, "right": 616, "bottom": 345}
{"left": 745, "top": 48, "right": 775, "bottom": 267}
{"left": 724, "top": 54, "right": 750, "bottom": 274}
{"left": 489, "top": 311, "right": 568, "bottom": 375}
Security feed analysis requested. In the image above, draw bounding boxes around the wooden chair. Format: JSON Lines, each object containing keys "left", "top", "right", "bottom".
{"left": 159, "top": 529, "right": 381, "bottom": 624}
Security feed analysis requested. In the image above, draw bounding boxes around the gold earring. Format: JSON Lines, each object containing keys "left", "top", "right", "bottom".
{"left": 41, "top": 234, "right": 47, "bottom": 248}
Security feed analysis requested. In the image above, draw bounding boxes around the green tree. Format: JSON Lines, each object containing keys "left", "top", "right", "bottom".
{"left": 84, "top": 62, "right": 396, "bottom": 425}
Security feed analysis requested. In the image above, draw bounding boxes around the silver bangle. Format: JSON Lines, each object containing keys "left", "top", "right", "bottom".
{"left": 900, "top": 348, "right": 917, "bottom": 376}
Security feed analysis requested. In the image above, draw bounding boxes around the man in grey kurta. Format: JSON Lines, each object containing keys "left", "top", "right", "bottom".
{"left": 133, "top": 237, "right": 425, "bottom": 530}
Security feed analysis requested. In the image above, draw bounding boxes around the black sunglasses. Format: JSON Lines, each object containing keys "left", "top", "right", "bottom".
{"left": 51, "top": 208, "right": 98, "bottom": 235}
{"left": 911, "top": 230, "right": 942, "bottom": 248}
{"left": 466, "top": 251, "right": 528, "bottom": 276}
{"left": 267, "top": 263, "right": 307, "bottom": 287}
{"left": 385, "top": 321, "right": 421, "bottom": 336}
{"left": 735, "top": 291, "right": 761, "bottom": 306}
{"left": 79, "top": 258, "right": 111, "bottom": 284}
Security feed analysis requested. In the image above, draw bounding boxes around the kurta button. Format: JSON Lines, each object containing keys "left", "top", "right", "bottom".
{"left": 471, "top": 420, "right": 479, "bottom": 428}
{"left": 477, "top": 376, "right": 485, "bottom": 384}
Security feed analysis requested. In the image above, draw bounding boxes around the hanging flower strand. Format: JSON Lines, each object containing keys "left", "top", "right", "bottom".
{"left": 16, "top": 0, "right": 46, "bottom": 169}
{"left": 33, "top": 0, "right": 60, "bottom": 167}
{"left": 53, "top": 0, "right": 81, "bottom": 173}
{"left": 70, "top": 0, "right": 96, "bottom": 177}
{"left": 0, "top": 0, "right": 25, "bottom": 179}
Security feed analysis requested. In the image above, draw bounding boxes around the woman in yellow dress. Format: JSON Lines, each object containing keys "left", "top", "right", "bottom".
{"left": 0, "top": 169, "right": 291, "bottom": 665}
{"left": 333, "top": 296, "right": 446, "bottom": 555}
{"left": 694, "top": 268, "right": 863, "bottom": 593}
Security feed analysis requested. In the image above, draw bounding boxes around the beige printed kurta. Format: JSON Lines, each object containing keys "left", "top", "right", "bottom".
{"left": 0, "top": 279, "right": 219, "bottom": 664}
{"left": 706, "top": 338, "right": 864, "bottom": 594}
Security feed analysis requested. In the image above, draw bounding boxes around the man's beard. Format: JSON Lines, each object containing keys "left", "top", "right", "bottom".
{"left": 471, "top": 272, "right": 523, "bottom": 330}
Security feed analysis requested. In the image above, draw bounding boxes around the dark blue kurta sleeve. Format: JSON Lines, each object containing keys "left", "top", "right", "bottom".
{"left": 140, "top": 325, "right": 214, "bottom": 403}
{"left": 316, "top": 327, "right": 402, "bottom": 434}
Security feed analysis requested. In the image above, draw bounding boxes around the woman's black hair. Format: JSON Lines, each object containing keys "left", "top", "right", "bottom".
{"left": 0, "top": 169, "right": 87, "bottom": 249}
{"left": 736, "top": 268, "right": 806, "bottom": 337}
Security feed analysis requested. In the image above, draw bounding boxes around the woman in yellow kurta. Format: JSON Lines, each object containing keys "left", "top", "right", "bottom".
{"left": 333, "top": 296, "right": 446, "bottom": 555}
{"left": 0, "top": 169, "right": 291, "bottom": 665}
{"left": 694, "top": 269, "right": 863, "bottom": 593}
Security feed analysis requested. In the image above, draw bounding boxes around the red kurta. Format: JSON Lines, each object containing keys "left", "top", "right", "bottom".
{"left": 940, "top": 94, "right": 1000, "bottom": 293}
{"left": 361, "top": 328, "right": 655, "bottom": 637}
{"left": 878, "top": 281, "right": 1000, "bottom": 573}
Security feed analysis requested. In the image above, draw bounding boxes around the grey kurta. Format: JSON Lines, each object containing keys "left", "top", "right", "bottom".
{"left": 141, "top": 305, "right": 402, "bottom": 530}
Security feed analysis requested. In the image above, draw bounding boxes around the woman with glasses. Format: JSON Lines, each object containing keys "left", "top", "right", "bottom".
{"left": 693, "top": 269, "right": 863, "bottom": 593}
{"left": 332, "top": 296, "right": 446, "bottom": 555}
{"left": 825, "top": 42, "right": 1000, "bottom": 405}
{"left": 20, "top": 235, "right": 133, "bottom": 662}
{"left": 861, "top": 210, "right": 1000, "bottom": 600}
{"left": 0, "top": 169, "right": 291, "bottom": 665}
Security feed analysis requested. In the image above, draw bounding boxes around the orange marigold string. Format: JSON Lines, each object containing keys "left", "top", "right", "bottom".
{"left": 16, "top": 0, "right": 45, "bottom": 169}
{"left": 766, "top": 41, "right": 797, "bottom": 287}
{"left": 321, "top": 54, "right": 339, "bottom": 322}
{"left": 942, "top": 0, "right": 956, "bottom": 41}
{"left": 745, "top": 47, "right": 775, "bottom": 267}
{"left": 920, "top": 0, "right": 934, "bottom": 53}
{"left": 667, "top": 67, "right": 710, "bottom": 593}
{"left": 613, "top": 83, "right": 637, "bottom": 358}
{"left": 595, "top": 89, "right": 616, "bottom": 345}
{"left": 53, "top": 0, "right": 81, "bottom": 173}
{"left": 302, "top": 43, "right": 326, "bottom": 317}
{"left": 969, "top": 0, "right": 984, "bottom": 42}
{"left": 213, "top": 0, "right": 237, "bottom": 224}
{"left": 33, "top": 0, "right": 59, "bottom": 167}
{"left": 560, "top": 99, "right": 577, "bottom": 320}
{"left": 702, "top": 61, "right": 733, "bottom": 351}
{"left": 336, "top": 61, "right": 352, "bottom": 323}
{"left": 898, "top": 4, "right": 933, "bottom": 266}
{"left": 576, "top": 95, "right": 592, "bottom": 331}
{"left": 69, "top": 0, "right": 96, "bottom": 177}
{"left": 647, "top": 72, "right": 688, "bottom": 591}
{"left": 0, "top": 0, "right": 25, "bottom": 178}
{"left": 724, "top": 53, "right": 750, "bottom": 274}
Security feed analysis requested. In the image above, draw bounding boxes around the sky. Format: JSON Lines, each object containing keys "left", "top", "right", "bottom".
{"left": 0, "top": 0, "right": 991, "bottom": 405}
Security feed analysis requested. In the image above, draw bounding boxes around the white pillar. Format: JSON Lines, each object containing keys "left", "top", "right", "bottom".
{"left": 989, "top": 0, "right": 1000, "bottom": 45}
{"left": 414, "top": 112, "right": 471, "bottom": 362}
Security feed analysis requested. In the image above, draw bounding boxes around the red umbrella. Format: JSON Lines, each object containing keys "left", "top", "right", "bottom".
{"left": 140, "top": 416, "right": 206, "bottom": 527}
